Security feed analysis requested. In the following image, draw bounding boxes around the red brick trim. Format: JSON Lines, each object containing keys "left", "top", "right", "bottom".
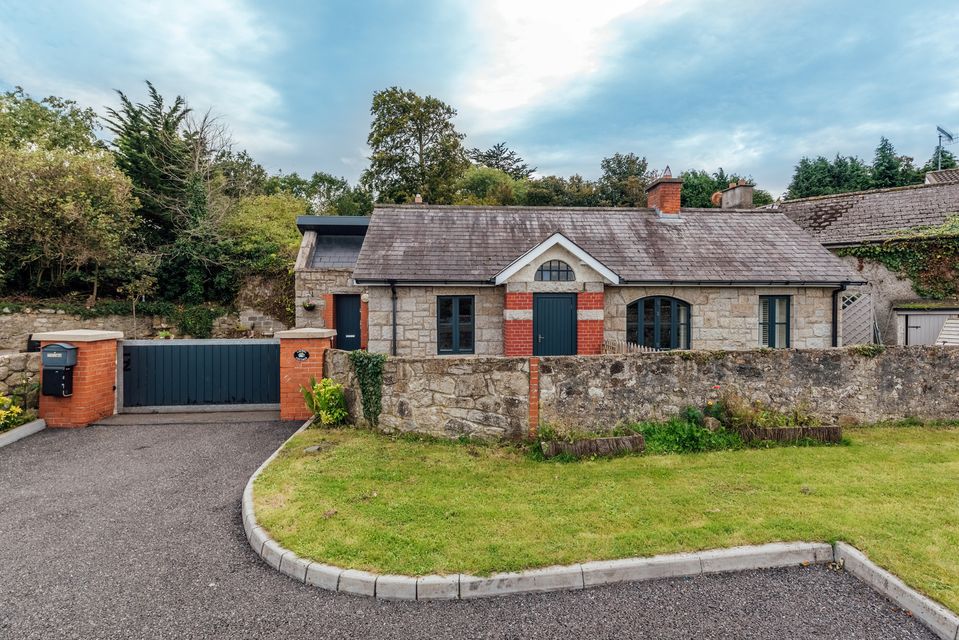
{"left": 360, "top": 299, "right": 369, "bottom": 350}
{"left": 577, "top": 292, "right": 604, "bottom": 310}
{"left": 323, "top": 294, "right": 335, "bottom": 330}
{"left": 528, "top": 357, "right": 540, "bottom": 438}
{"left": 577, "top": 319, "right": 604, "bottom": 355}
{"left": 504, "top": 292, "right": 534, "bottom": 356}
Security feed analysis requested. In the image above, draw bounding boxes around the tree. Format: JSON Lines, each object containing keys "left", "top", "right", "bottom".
{"left": 786, "top": 154, "right": 871, "bottom": 199}
{"left": 598, "top": 152, "right": 656, "bottom": 206}
{"left": 871, "top": 137, "right": 904, "bottom": 189}
{"left": 922, "top": 146, "right": 958, "bottom": 173}
{"left": 362, "top": 87, "right": 469, "bottom": 204}
{"left": 264, "top": 170, "right": 372, "bottom": 215}
{"left": 217, "top": 150, "right": 267, "bottom": 198}
{"left": 0, "top": 87, "right": 100, "bottom": 151}
{"left": 681, "top": 168, "right": 773, "bottom": 208}
{"left": 0, "top": 146, "right": 137, "bottom": 296}
{"left": 468, "top": 142, "right": 535, "bottom": 179}
{"left": 454, "top": 166, "right": 527, "bottom": 205}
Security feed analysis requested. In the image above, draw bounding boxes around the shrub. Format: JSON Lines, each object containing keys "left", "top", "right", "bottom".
{"left": 349, "top": 350, "right": 387, "bottom": 426}
{"left": 300, "top": 377, "right": 348, "bottom": 427}
{"left": 628, "top": 418, "right": 744, "bottom": 454}
{"left": 0, "top": 393, "right": 35, "bottom": 433}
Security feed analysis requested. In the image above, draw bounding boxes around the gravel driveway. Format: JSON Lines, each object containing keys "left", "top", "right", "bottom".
{"left": 0, "top": 420, "right": 939, "bottom": 640}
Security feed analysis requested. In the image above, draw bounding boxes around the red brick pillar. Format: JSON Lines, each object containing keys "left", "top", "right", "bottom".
{"left": 360, "top": 296, "right": 369, "bottom": 350}
{"left": 35, "top": 330, "right": 122, "bottom": 428}
{"left": 504, "top": 292, "right": 533, "bottom": 356}
{"left": 277, "top": 328, "right": 336, "bottom": 421}
{"left": 577, "top": 290, "right": 605, "bottom": 355}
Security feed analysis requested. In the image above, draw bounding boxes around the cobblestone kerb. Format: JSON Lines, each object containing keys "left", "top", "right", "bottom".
{"left": 243, "top": 421, "right": 959, "bottom": 639}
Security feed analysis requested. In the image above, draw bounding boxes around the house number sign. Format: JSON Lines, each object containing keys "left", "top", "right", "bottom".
{"left": 293, "top": 349, "right": 310, "bottom": 361}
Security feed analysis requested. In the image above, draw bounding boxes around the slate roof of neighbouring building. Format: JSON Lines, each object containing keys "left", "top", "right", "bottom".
{"left": 308, "top": 235, "right": 365, "bottom": 269}
{"left": 925, "top": 168, "right": 959, "bottom": 184}
{"left": 776, "top": 182, "right": 959, "bottom": 246}
{"left": 349, "top": 205, "right": 863, "bottom": 285}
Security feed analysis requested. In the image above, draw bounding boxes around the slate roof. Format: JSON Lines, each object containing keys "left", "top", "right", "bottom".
{"left": 309, "top": 235, "right": 365, "bottom": 269}
{"left": 350, "top": 205, "right": 862, "bottom": 285}
{"left": 777, "top": 182, "right": 959, "bottom": 246}
{"left": 925, "top": 168, "right": 959, "bottom": 184}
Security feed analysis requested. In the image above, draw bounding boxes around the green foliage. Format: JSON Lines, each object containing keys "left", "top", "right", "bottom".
{"left": 0, "top": 87, "right": 100, "bottom": 151}
{"left": 786, "top": 155, "right": 872, "bottom": 199}
{"left": 598, "top": 152, "right": 656, "bottom": 207}
{"left": 0, "top": 145, "right": 138, "bottom": 296}
{"left": 264, "top": 171, "right": 372, "bottom": 216}
{"left": 225, "top": 193, "right": 306, "bottom": 270}
{"left": 362, "top": 87, "right": 470, "bottom": 204}
{"left": 468, "top": 142, "right": 535, "bottom": 179}
{"left": 681, "top": 168, "right": 773, "bottom": 207}
{"left": 348, "top": 350, "right": 387, "bottom": 426}
{"left": 849, "top": 343, "right": 886, "bottom": 358}
{"left": 300, "top": 376, "right": 349, "bottom": 427}
{"left": 0, "top": 392, "right": 36, "bottom": 433}
{"left": 837, "top": 220, "right": 959, "bottom": 299}
{"left": 922, "top": 146, "right": 958, "bottom": 172}
{"left": 704, "top": 392, "right": 820, "bottom": 429}
{"left": 628, "top": 417, "right": 744, "bottom": 454}
{"left": 454, "top": 166, "right": 527, "bottom": 205}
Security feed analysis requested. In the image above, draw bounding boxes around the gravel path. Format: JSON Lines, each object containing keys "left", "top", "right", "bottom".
{"left": 0, "top": 420, "right": 939, "bottom": 640}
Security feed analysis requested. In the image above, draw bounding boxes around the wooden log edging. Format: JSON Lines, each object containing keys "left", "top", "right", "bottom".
{"left": 540, "top": 434, "right": 646, "bottom": 459}
{"left": 735, "top": 425, "right": 843, "bottom": 444}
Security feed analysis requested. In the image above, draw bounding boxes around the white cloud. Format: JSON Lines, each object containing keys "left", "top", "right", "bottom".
{"left": 0, "top": 0, "right": 292, "bottom": 157}
{"left": 455, "top": 0, "right": 671, "bottom": 133}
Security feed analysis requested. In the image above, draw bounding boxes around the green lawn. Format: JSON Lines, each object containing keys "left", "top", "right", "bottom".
{"left": 254, "top": 425, "right": 959, "bottom": 611}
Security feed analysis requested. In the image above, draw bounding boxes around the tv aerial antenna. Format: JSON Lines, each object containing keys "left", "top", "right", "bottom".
{"left": 937, "top": 126, "right": 956, "bottom": 171}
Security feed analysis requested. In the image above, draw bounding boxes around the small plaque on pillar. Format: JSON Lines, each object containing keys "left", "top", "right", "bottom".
{"left": 294, "top": 349, "right": 310, "bottom": 361}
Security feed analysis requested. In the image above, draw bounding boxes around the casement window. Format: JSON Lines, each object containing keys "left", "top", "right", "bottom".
{"left": 759, "top": 296, "right": 791, "bottom": 348}
{"left": 437, "top": 296, "right": 475, "bottom": 354}
{"left": 626, "top": 296, "right": 691, "bottom": 350}
{"left": 535, "top": 260, "right": 575, "bottom": 281}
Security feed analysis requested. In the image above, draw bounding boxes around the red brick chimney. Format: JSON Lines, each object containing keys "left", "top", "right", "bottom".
{"left": 645, "top": 166, "right": 683, "bottom": 215}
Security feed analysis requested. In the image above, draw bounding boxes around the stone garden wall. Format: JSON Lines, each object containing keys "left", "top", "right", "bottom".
{"left": 538, "top": 346, "right": 959, "bottom": 430}
{"left": 325, "top": 346, "right": 959, "bottom": 441}
{"left": 0, "top": 352, "right": 39, "bottom": 403}
{"left": 325, "top": 349, "right": 530, "bottom": 439}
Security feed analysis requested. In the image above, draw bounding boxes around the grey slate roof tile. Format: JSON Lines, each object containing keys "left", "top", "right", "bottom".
{"left": 350, "top": 205, "right": 861, "bottom": 284}
{"left": 309, "top": 235, "right": 365, "bottom": 268}
{"left": 777, "top": 182, "right": 959, "bottom": 246}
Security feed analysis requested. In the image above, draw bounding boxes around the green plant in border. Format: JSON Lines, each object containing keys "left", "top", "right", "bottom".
{"left": 849, "top": 343, "right": 886, "bottom": 358}
{"left": 300, "top": 376, "right": 349, "bottom": 427}
{"left": 348, "top": 350, "right": 387, "bottom": 426}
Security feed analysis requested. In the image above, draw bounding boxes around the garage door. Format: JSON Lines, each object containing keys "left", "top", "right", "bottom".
{"left": 902, "top": 314, "right": 949, "bottom": 346}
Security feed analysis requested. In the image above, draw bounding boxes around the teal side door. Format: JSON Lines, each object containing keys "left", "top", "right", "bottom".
{"left": 533, "top": 293, "right": 577, "bottom": 356}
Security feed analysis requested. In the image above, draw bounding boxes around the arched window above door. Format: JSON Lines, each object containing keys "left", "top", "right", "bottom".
{"left": 626, "top": 296, "right": 691, "bottom": 350}
{"left": 535, "top": 260, "right": 575, "bottom": 282}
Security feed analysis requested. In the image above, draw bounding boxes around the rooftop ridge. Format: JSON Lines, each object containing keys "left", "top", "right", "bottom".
{"left": 778, "top": 180, "right": 957, "bottom": 206}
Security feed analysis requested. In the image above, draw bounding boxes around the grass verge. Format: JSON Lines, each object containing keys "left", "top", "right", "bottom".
{"left": 253, "top": 425, "right": 959, "bottom": 611}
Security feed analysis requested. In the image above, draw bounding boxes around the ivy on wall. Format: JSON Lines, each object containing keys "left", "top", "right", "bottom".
{"left": 837, "top": 215, "right": 959, "bottom": 300}
{"left": 348, "top": 350, "right": 387, "bottom": 426}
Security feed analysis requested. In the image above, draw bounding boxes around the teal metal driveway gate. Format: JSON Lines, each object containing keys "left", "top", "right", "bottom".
{"left": 120, "top": 339, "right": 280, "bottom": 411}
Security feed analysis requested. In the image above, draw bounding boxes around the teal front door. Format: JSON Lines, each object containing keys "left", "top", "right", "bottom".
{"left": 533, "top": 293, "right": 577, "bottom": 356}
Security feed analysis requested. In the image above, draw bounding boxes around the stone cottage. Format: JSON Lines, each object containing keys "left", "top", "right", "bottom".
{"left": 295, "top": 174, "right": 863, "bottom": 356}
{"left": 778, "top": 170, "right": 959, "bottom": 346}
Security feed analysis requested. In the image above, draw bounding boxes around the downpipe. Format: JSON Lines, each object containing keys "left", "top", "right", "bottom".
{"left": 390, "top": 282, "right": 398, "bottom": 356}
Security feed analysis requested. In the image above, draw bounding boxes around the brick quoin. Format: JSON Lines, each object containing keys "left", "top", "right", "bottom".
{"left": 577, "top": 320, "right": 604, "bottom": 355}
{"left": 39, "top": 335, "right": 119, "bottom": 428}
{"left": 577, "top": 292, "right": 604, "bottom": 310}
{"left": 278, "top": 329, "right": 335, "bottom": 421}
{"left": 360, "top": 298, "right": 369, "bottom": 349}
{"left": 323, "top": 294, "right": 335, "bottom": 330}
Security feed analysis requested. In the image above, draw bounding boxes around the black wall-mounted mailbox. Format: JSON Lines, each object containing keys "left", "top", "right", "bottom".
{"left": 41, "top": 342, "right": 77, "bottom": 397}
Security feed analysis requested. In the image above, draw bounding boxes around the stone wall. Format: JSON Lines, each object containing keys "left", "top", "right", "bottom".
{"left": 605, "top": 286, "right": 834, "bottom": 350}
{"left": 325, "top": 349, "right": 530, "bottom": 439}
{"left": 0, "top": 310, "right": 155, "bottom": 351}
{"left": 538, "top": 346, "right": 959, "bottom": 430}
{"left": 0, "top": 352, "right": 39, "bottom": 404}
{"left": 295, "top": 269, "right": 366, "bottom": 328}
{"left": 366, "top": 286, "right": 504, "bottom": 356}
{"left": 325, "top": 345, "right": 959, "bottom": 441}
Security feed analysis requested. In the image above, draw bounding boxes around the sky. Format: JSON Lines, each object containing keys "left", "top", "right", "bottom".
{"left": 1, "top": 0, "right": 957, "bottom": 197}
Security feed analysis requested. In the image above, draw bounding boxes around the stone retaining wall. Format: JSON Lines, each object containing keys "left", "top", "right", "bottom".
{"left": 538, "top": 346, "right": 959, "bottom": 430}
{"left": 325, "top": 349, "right": 530, "bottom": 439}
{"left": 325, "top": 346, "right": 959, "bottom": 440}
{"left": 0, "top": 352, "right": 39, "bottom": 403}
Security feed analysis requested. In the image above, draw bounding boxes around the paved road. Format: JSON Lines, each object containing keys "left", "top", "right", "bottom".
{"left": 0, "top": 420, "right": 938, "bottom": 640}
